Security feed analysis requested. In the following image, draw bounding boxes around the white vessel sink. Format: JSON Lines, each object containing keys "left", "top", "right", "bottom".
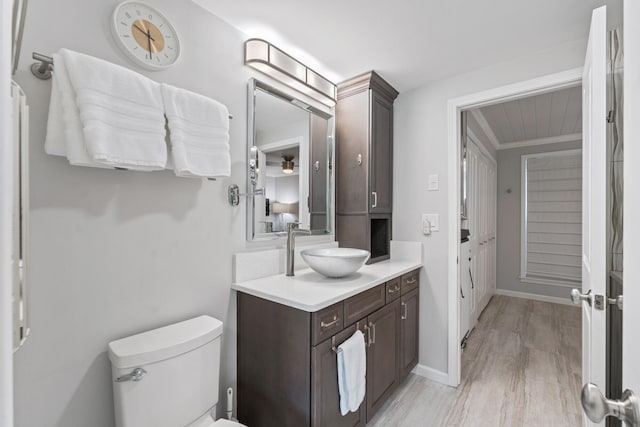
{"left": 300, "top": 248, "right": 370, "bottom": 278}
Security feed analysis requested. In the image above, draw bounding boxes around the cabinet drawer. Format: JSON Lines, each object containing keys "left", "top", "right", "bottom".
{"left": 312, "top": 302, "right": 344, "bottom": 346}
{"left": 385, "top": 277, "right": 401, "bottom": 303}
{"left": 344, "top": 284, "right": 385, "bottom": 327}
{"left": 401, "top": 270, "right": 420, "bottom": 294}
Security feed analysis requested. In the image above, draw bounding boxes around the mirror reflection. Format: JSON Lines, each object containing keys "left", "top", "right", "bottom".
{"left": 248, "top": 80, "right": 333, "bottom": 240}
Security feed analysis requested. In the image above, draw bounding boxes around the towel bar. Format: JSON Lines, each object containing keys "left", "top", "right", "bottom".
{"left": 331, "top": 321, "right": 363, "bottom": 354}
{"left": 29, "top": 51, "right": 234, "bottom": 119}
{"left": 331, "top": 335, "right": 343, "bottom": 354}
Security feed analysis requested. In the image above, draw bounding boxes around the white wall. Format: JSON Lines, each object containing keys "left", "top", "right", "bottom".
{"left": 9, "top": 0, "right": 306, "bottom": 425}
{"left": 393, "top": 39, "right": 587, "bottom": 375}
{"left": 496, "top": 140, "right": 582, "bottom": 299}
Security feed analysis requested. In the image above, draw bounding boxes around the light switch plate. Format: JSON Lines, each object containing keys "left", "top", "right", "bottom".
{"left": 428, "top": 174, "right": 439, "bottom": 191}
{"left": 422, "top": 213, "right": 440, "bottom": 232}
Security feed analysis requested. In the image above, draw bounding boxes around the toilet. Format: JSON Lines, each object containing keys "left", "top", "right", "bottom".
{"left": 108, "top": 315, "right": 246, "bottom": 427}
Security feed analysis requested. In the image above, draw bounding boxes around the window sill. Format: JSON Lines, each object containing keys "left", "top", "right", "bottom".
{"left": 519, "top": 275, "right": 579, "bottom": 289}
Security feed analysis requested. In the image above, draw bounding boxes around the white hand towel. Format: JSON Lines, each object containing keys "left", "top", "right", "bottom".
{"left": 161, "top": 83, "right": 230, "bottom": 178}
{"left": 60, "top": 49, "right": 167, "bottom": 170}
{"left": 337, "top": 330, "right": 366, "bottom": 416}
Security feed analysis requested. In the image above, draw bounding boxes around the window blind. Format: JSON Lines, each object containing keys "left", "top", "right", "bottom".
{"left": 523, "top": 150, "right": 582, "bottom": 285}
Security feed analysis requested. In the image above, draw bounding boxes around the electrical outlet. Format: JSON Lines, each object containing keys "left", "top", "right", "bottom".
{"left": 422, "top": 213, "right": 439, "bottom": 232}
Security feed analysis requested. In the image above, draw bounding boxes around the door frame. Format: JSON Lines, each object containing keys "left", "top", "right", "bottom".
{"left": 1, "top": 0, "right": 14, "bottom": 424}
{"left": 446, "top": 67, "right": 583, "bottom": 386}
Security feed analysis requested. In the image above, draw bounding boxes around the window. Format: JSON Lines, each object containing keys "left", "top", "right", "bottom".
{"left": 521, "top": 149, "right": 582, "bottom": 287}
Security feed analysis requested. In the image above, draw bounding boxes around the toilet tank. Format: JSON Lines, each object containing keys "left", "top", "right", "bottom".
{"left": 108, "top": 316, "right": 224, "bottom": 427}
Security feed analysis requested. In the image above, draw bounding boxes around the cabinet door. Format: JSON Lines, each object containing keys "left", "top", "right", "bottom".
{"left": 399, "top": 289, "right": 419, "bottom": 380}
{"left": 369, "top": 91, "right": 393, "bottom": 214}
{"left": 311, "top": 325, "right": 365, "bottom": 427}
{"left": 336, "top": 91, "right": 369, "bottom": 214}
{"left": 366, "top": 299, "right": 401, "bottom": 422}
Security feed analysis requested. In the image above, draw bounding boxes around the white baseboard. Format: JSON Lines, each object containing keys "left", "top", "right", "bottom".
{"left": 412, "top": 364, "right": 449, "bottom": 385}
{"left": 495, "top": 289, "right": 574, "bottom": 306}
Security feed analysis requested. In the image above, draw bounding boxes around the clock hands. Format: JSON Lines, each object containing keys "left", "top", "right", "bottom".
{"left": 133, "top": 23, "right": 155, "bottom": 42}
{"left": 146, "top": 29, "right": 153, "bottom": 59}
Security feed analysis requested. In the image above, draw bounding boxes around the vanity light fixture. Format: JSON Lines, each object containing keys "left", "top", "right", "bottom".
{"left": 281, "top": 155, "right": 295, "bottom": 174}
{"left": 271, "top": 202, "right": 299, "bottom": 214}
{"left": 244, "top": 38, "right": 337, "bottom": 107}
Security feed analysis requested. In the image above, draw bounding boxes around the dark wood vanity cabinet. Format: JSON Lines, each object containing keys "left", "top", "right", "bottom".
{"left": 365, "top": 299, "right": 401, "bottom": 421}
{"left": 336, "top": 71, "right": 398, "bottom": 263}
{"left": 237, "top": 269, "right": 420, "bottom": 427}
{"left": 312, "top": 324, "right": 366, "bottom": 427}
{"left": 400, "top": 289, "right": 419, "bottom": 380}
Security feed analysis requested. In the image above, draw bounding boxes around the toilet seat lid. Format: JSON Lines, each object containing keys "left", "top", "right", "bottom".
{"left": 212, "top": 419, "right": 246, "bottom": 427}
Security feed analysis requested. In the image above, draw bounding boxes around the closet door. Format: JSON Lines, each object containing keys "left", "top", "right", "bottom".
{"left": 491, "top": 164, "right": 497, "bottom": 295}
{"left": 478, "top": 159, "right": 488, "bottom": 307}
{"left": 467, "top": 144, "right": 479, "bottom": 325}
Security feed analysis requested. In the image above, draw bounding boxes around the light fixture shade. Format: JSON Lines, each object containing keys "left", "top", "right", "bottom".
{"left": 271, "top": 202, "right": 299, "bottom": 214}
{"left": 281, "top": 155, "right": 295, "bottom": 174}
{"left": 245, "top": 38, "right": 337, "bottom": 107}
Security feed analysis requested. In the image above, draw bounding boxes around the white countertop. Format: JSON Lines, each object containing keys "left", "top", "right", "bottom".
{"left": 231, "top": 258, "right": 423, "bottom": 312}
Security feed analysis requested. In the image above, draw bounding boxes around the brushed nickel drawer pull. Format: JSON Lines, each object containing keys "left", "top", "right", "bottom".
{"left": 401, "top": 302, "right": 408, "bottom": 320}
{"left": 370, "top": 322, "right": 376, "bottom": 345}
{"left": 364, "top": 324, "right": 372, "bottom": 347}
{"left": 406, "top": 277, "right": 417, "bottom": 284}
{"left": 320, "top": 315, "right": 339, "bottom": 329}
{"left": 388, "top": 284, "right": 400, "bottom": 294}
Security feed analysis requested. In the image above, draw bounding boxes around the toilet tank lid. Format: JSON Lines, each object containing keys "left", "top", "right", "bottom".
{"left": 108, "top": 315, "right": 223, "bottom": 369}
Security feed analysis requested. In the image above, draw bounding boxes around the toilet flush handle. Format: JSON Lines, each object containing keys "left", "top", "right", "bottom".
{"left": 115, "top": 367, "right": 147, "bottom": 382}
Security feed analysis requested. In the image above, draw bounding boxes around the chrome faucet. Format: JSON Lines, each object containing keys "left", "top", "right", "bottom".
{"left": 286, "top": 222, "right": 311, "bottom": 276}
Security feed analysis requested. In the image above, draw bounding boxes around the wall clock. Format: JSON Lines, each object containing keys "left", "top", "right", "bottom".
{"left": 111, "top": 1, "right": 181, "bottom": 70}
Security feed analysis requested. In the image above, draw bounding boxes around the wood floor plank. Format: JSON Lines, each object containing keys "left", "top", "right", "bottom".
{"left": 367, "top": 295, "right": 582, "bottom": 426}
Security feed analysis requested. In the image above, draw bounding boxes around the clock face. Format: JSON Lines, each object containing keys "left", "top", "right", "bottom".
{"left": 112, "top": 1, "right": 180, "bottom": 70}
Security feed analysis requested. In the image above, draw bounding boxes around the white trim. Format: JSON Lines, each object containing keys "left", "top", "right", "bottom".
{"left": 520, "top": 155, "right": 528, "bottom": 284}
{"left": 258, "top": 136, "right": 302, "bottom": 152}
{"left": 446, "top": 67, "right": 582, "bottom": 387}
{"left": 469, "top": 109, "right": 500, "bottom": 150}
{"left": 467, "top": 128, "right": 497, "bottom": 163}
{"left": 519, "top": 276, "right": 580, "bottom": 289}
{"left": 412, "top": 364, "right": 450, "bottom": 385}
{"left": 497, "top": 133, "right": 582, "bottom": 150}
{"left": 1, "top": 0, "right": 14, "bottom": 422}
{"left": 495, "top": 288, "right": 575, "bottom": 306}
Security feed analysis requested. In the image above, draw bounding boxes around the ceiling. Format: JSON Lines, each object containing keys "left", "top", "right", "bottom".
{"left": 471, "top": 85, "right": 582, "bottom": 149}
{"left": 193, "top": 0, "right": 620, "bottom": 92}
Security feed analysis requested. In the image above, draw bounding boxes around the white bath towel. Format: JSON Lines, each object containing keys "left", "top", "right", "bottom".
{"left": 161, "top": 83, "right": 230, "bottom": 178}
{"left": 45, "top": 52, "right": 111, "bottom": 168}
{"left": 337, "top": 330, "right": 367, "bottom": 416}
{"left": 59, "top": 49, "right": 167, "bottom": 170}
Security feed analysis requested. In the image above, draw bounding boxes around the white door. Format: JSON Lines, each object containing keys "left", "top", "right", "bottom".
{"left": 580, "top": 5, "right": 608, "bottom": 427}
{"left": 581, "top": 4, "right": 608, "bottom": 425}
{"left": 579, "top": 4, "right": 640, "bottom": 426}
{"left": 622, "top": 0, "right": 640, "bottom": 424}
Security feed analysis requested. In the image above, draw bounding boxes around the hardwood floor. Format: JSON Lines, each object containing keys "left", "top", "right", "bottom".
{"left": 368, "top": 295, "right": 582, "bottom": 426}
